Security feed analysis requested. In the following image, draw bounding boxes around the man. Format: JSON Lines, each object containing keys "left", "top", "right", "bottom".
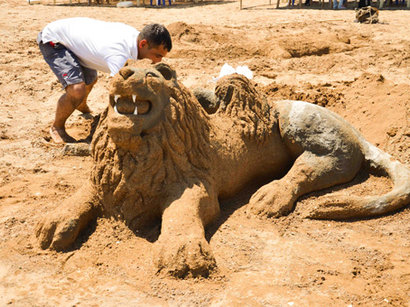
{"left": 37, "top": 17, "right": 172, "bottom": 143}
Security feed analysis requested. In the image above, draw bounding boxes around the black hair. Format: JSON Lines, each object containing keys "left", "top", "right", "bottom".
{"left": 138, "top": 24, "right": 172, "bottom": 52}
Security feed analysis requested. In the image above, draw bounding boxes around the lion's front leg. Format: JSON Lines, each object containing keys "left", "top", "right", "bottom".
{"left": 35, "top": 182, "right": 100, "bottom": 251}
{"left": 153, "top": 183, "right": 220, "bottom": 278}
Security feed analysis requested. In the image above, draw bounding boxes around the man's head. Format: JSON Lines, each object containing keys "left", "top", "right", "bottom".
{"left": 137, "top": 24, "right": 172, "bottom": 64}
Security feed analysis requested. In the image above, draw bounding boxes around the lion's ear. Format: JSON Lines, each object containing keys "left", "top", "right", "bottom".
{"left": 123, "top": 59, "right": 140, "bottom": 68}
{"left": 154, "top": 63, "right": 177, "bottom": 82}
{"left": 123, "top": 59, "right": 132, "bottom": 67}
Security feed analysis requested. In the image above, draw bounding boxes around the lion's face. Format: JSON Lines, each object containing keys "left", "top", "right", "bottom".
{"left": 107, "top": 60, "right": 178, "bottom": 151}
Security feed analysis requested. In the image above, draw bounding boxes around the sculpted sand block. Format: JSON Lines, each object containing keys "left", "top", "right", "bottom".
{"left": 36, "top": 60, "right": 410, "bottom": 278}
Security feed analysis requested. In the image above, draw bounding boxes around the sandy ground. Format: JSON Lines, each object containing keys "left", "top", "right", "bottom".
{"left": 0, "top": 0, "right": 409, "bottom": 305}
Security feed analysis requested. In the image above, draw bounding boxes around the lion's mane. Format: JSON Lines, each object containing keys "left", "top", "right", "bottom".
{"left": 215, "top": 74, "right": 279, "bottom": 143}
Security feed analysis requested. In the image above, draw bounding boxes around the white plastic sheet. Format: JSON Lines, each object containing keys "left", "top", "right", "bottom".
{"left": 212, "top": 63, "right": 253, "bottom": 82}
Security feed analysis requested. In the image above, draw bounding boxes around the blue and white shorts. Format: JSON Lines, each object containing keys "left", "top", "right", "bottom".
{"left": 37, "top": 32, "right": 97, "bottom": 89}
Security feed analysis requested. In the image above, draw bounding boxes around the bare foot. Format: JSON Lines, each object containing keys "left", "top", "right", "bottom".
{"left": 78, "top": 112, "right": 94, "bottom": 120}
{"left": 50, "top": 126, "right": 76, "bottom": 144}
{"left": 76, "top": 102, "right": 92, "bottom": 114}
{"left": 76, "top": 102, "right": 94, "bottom": 120}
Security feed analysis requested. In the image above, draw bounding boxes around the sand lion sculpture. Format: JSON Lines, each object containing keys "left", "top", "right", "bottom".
{"left": 36, "top": 60, "right": 410, "bottom": 278}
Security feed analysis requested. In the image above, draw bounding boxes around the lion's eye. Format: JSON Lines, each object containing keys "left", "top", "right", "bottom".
{"left": 146, "top": 72, "right": 159, "bottom": 78}
{"left": 146, "top": 74, "right": 161, "bottom": 92}
{"left": 146, "top": 74, "right": 156, "bottom": 82}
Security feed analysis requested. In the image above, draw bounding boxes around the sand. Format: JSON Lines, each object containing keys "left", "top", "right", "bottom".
{"left": 0, "top": 0, "right": 409, "bottom": 305}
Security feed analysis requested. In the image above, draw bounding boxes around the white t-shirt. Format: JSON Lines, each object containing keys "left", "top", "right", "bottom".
{"left": 40, "top": 17, "right": 139, "bottom": 76}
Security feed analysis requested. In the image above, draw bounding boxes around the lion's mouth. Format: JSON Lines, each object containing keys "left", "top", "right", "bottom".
{"left": 113, "top": 95, "right": 151, "bottom": 115}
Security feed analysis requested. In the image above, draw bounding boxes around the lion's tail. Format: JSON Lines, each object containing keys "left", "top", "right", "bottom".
{"left": 306, "top": 140, "right": 410, "bottom": 220}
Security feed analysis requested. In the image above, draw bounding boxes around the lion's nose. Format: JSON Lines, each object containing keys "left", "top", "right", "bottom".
{"left": 119, "top": 67, "right": 135, "bottom": 80}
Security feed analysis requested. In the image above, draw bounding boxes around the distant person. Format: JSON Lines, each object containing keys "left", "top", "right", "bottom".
{"left": 37, "top": 18, "right": 172, "bottom": 144}
{"left": 150, "top": 0, "right": 171, "bottom": 5}
{"left": 333, "top": 0, "right": 347, "bottom": 9}
{"left": 358, "top": 0, "right": 371, "bottom": 7}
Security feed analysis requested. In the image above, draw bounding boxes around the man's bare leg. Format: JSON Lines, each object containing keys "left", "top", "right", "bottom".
{"left": 76, "top": 78, "right": 97, "bottom": 115}
{"left": 51, "top": 82, "right": 87, "bottom": 144}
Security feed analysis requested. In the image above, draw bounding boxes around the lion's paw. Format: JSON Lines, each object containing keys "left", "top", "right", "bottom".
{"left": 153, "top": 235, "right": 216, "bottom": 278}
{"left": 246, "top": 184, "right": 294, "bottom": 218}
{"left": 35, "top": 212, "right": 85, "bottom": 251}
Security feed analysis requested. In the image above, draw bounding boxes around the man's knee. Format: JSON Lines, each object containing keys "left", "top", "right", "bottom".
{"left": 66, "top": 83, "right": 87, "bottom": 105}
